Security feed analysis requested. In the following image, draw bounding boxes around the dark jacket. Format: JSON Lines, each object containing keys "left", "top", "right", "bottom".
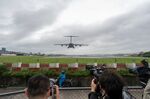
{"left": 88, "top": 92, "right": 101, "bottom": 99}
{"left": 137, "top": 67, "right": 150, "bottom": 84}
{"left": 88, "top": 90, "right": 136, "bottom": 99}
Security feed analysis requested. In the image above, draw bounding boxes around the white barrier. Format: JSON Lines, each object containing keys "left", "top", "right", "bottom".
{"left": 93, "top": 63, "right": 97, "bottom": 66}
{"left": 12, "top": 62, "right": 22, "bottom": 68}
{"left": 126, "top": 63, "right": 136, "bottom": 69}
{"left": 68, "top": 63, "right": 78, "bottom": 68}
{"left": 49, "top": 63, "right": 59, "bottom": 68}
{"left": 87, "top": 63, "right": 97, "bottom": 66}
{"left": 29, "top": 63, "right": 40, "bottom": 68}
{"left": 107, "top": 63, "right": 117, "bottom": 68}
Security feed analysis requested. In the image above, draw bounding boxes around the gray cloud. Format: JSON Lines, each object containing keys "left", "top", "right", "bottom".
{"left": 47, "top": 3, "right": 150, "bottom": 54}
{"left": 0, "top": 0, "right": 71, "bottom": 46}
{"left": 1, "top": 0, "right": 150, "bottom": 54}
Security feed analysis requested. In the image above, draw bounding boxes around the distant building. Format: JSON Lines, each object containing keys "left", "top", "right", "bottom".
{"left": 2, "top": 47, "right": 6, "bottom": 52}
{"left": 0, "top": 48, "right": 17, "bottom": 56}
{"left": 1, "top": 54, "right": 16, "bottom": 56}
{"left": 0, "top": 48, "right": 6, "bottom": 54}
{"left": 0, "top": 47, "right": 45, "bottom": 56}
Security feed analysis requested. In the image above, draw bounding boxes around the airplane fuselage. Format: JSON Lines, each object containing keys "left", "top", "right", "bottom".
{"left": 68, "top": 43, "right": 75, "bottom": 48}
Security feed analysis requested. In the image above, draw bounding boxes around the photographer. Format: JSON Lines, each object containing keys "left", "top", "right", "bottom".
{"left": 88, "top": 70, "right": 133, "bottom": 99}
{"left": 137, "top": 59, "right": 150, "bottom": 85}
{"left": 25, "top": 75, "right": 60, "bottom": 99}
{"left": 128, "top": 59, "right": 150, "bottom": 99}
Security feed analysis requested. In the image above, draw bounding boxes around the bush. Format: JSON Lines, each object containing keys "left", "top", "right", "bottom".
{"left": 39, "top": 69, "right": 57, "bottom": 77}
{"left": 0, "top": 64, "right": 10, "bottom": 77}
{"left": 117, "top": 69, "right": 135, "bottom": 76}
{"left": 12, "top": 69, "right": 30, "bottom": 78}
{"left": 66, "top": 70, "right": 90, "bottom": 77}
{"left": 2, "top": 71, "right": 12, "bottom": 77}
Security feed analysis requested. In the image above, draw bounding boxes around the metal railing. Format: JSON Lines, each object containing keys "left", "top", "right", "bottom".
{"left": 0, "top": 86, "right": 144, "bottom": 99}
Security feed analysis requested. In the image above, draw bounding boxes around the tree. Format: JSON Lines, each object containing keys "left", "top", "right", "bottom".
{"left": 142, "top": 51, "right": 150, "bottom": 57}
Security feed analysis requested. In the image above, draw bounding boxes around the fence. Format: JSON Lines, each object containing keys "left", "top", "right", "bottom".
{"left": 0, "top": 87, "right": 144, "bottom": 99}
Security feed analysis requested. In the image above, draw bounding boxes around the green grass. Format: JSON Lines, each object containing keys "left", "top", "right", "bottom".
{"left": 0, "top": 56, "right": 149, "bottom": 64}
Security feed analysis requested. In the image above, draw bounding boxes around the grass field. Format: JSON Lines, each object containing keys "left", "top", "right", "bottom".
{"left": 0, "top": 56, "right": 149, "bottom": 64}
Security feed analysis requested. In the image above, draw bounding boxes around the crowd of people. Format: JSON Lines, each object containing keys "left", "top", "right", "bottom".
{"left": 24, "top": 59, "right": 150, "bottom": 99}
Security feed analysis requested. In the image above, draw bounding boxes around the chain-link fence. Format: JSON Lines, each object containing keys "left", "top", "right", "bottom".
{"left": 127, "top": 87, "right": 144, "bottom": 99}
{"left": 0, "top": 87, "right": 144, "bottom": 99}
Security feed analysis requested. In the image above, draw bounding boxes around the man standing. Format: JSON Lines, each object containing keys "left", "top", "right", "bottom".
{"left": 25, "top": 75, "right": 60, "bottom": 99}
{"left": 58, "top": 71, "right": 66, "bottom": 87}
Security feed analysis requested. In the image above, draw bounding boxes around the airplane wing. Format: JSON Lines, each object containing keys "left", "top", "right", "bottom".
{"left": 54, "top": 44, "right": 69, "bottom": 46}
{"left": 74, "top": 44, "right": 88, "bottom": 46}
{"left": 64, "top": 36, "right": 78, "bottom": 37}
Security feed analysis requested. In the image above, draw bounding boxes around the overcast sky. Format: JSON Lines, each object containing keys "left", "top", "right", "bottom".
{"left": 0, "top": 0, "right": 150, "bottom": 55}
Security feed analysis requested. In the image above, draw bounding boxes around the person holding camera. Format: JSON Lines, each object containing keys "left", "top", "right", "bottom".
{"left": 136, "top": 59, "right": 150, "bottom": 85}
{"left": 88, "top": 70, "right": 133, "bottom": 99}
{"left": 25, "top": 75, "right": 60, "bottom": 99}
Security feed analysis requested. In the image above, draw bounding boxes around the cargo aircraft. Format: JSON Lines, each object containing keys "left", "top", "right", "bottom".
{"left": 55, "top": 36, "right": 88, "bottom": 48}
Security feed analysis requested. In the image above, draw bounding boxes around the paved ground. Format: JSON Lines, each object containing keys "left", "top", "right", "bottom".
{"left": 0, "top": 87, "right": 143, "bottom": 99}
{"left": 0, "top": 87, "right": 24, "bottom": 93}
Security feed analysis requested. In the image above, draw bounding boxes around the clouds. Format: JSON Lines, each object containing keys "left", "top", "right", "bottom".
{"left": 51, "top": 2, "right": 150, "bottom": 54}
{"left": 0, "top": 0, "right": 150, "bottom": 54}
{"left": 0, "top": 0, "right": 71, "bottom": 46}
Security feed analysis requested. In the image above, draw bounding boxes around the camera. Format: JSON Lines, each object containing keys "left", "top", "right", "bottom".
{"left": 86, "top": 65, "right": 104, "bottom": 78}
{"left": 86, "top": 65, "right": 104, "bottom": 96}
{"left": 49, "top": 78, "right": 56, "bottom": 96}
{"left": 129, "top": 66, "right": 150, "bottom": 87}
